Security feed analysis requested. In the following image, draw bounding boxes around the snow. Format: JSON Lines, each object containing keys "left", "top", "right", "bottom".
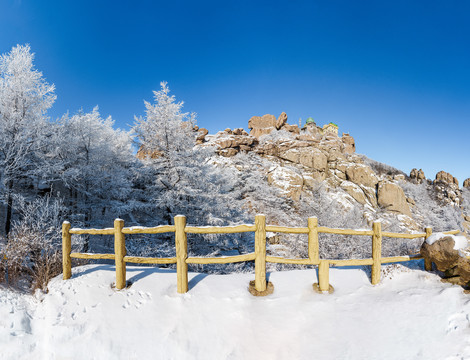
{"left": 426, "top": 233, "right": 469, "bottom": 250}
{"left": 1, "top": 263, "right": 470, "bottom": 359}
{"left": 329, "top": 191, "right": 355, "bottom": 210}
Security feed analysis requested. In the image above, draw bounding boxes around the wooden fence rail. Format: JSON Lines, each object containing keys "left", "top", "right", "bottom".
{"left": 62, "top": 215, "right": 463, "bottom": 295}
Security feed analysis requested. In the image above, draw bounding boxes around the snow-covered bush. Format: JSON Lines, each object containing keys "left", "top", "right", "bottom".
{"left": 1, "top": 196, "right": 78, "bottom": 291}
{"left": 462, "top": 188, "right": 470, "bottom": 216}
{"left": 359, "top": 155, "right": 406, "bottom": 177}
{"left": 299, "top": 183, "right": 372, "bottom": 260}
{"left": 400, "top": 181, "right": 463, "bottom": 231}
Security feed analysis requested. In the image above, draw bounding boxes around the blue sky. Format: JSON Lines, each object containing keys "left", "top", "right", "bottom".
{"left": 1, "top": 0, "right": 469, "bottom": 183}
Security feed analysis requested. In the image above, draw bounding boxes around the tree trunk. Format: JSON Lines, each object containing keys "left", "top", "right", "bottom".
{"left": 4, "top": 181, "right": 14, "bottom": 236}
{"left": 164, "top": 206, "right": 172, "bottom": 225}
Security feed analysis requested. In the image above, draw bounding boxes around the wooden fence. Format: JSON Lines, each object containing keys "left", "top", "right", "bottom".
{"left": 62, "top": 215, "right": 461, "bottom": 295}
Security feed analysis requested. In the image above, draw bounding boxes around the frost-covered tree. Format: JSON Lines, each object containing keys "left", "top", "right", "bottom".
{"left": 133, "top": 82, "right": 244, "bottom": 227}
{"left": 43, "top": 107, "right": 135, "bottom": 230}
{"left": 0, "top": 44, "right": 56, "bottom": 234}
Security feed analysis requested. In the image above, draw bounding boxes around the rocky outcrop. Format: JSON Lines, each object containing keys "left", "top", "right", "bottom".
{"left": 195, "top": 127, "right": 209, "bottom": 144}
{"left": 212, "top": 133, "right": 258, "bottom": 157}
{"left": 279, "top": 147, "right": 328, "bottom": 172}
{"left": 377, "top": 182, "right": 412, "bottom": 217}
{"left": 420, "top": 235, "right": 470, "bottom": 287}
{"left": 248, "top": 114, "right": 277, "bottom": 138}
{"left": 410, "top": 168, "right": 426, "bottom": 183}
{"left": 276, "top": 112, "right": 288, "bottom": 129}
{"left": 282, "top": 123, "right": 300, "bottom": 134}
{"left": 435, "top": 170, "right": 459, "bottom": 187}
{"left": 342, "top": 134, "right": 355, "bottom": 154}
{"left": 345, "top": 164, "right": 378, "bottom": 188}
{"left": 464, "top": 178, "right": 470, "bottom": 188}
{"left": 341, "top": 181, "right": 367, "bottom": 205}
{"left": 433, "top": 171, "right": 462, "bottom": 206}
{"left": 136, "top": 145, "right": 162, "bottom": 160}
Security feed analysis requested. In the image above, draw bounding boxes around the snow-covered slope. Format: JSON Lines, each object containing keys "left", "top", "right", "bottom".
{"left": 1, "top": 264, "right": 470, "bottom": 360}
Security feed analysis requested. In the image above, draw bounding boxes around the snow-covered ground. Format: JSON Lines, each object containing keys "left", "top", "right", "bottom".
{"left": 1, "top": 263, "right": 470, "bottom": 360}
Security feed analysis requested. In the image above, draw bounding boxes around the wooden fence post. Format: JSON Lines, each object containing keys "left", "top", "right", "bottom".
{"left": 175, "top": 215, "right": 188, "bottom": 294}
{"left": 308, "top": 217, "right": 319, "bottom": 263}
{"left": 318, "top": 260, "right": 330, "bottom": 292}
{"left": 62, "top": 221, "right": 72, "bottom": 280}
{"left": 114, "top": 219, "right": 126, "bottom": 290}
{"left": 424, "top": 227, "right": 433, "bottom": 271}
{"left": 254, "top": 214, "right": 267, "bottom": 292}
{"left": 371, "top": 221, "right": 382, "bottom": 285}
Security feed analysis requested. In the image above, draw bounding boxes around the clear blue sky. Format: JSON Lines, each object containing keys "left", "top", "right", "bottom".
{"left": 1, "top": 0, "right": 469, "bottom": 183}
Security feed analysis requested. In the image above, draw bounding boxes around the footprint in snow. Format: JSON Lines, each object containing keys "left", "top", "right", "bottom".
{"left": 138, "top": 291, "right": 151, "bottom": 303}
{"left": 446, "top": 312, "right": 469, "bottom": 334}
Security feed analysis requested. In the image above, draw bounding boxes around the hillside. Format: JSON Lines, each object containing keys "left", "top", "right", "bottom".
{"left": 179, "top": 112, "right": 470, "bottom": 262}
{"left": 1, "top": 263, "right": 470, "bottom": 359}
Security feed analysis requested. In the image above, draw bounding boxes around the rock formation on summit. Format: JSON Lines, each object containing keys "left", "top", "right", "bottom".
{"left": 410, "top": 168, "right": 426, "bottom": 184}
{"left": 435, "top": 170, "right": 459, "bottom": 187}
{"left": 201, "top": 112, "right": 439, "bottom": 231}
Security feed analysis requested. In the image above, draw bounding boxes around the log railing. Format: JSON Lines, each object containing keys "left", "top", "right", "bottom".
{"left": 62, "top": 215, "right": 462, "bottom": 295}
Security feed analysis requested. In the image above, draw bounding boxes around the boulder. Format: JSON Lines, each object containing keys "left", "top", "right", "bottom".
{"left": 279, "top": 148, "right": 300, "bottom": 163}
{"left": 361, "top": 186, "right": 378, "bottom": 208}
{"left": 345, "top": 165, "right": 379, "bottom": 188}
{"left": 464, "top": 178, "right": 470, "bottom": 188}
{"left": 420, "top": 235, "right": 470, "bottom": 287}
{"left": 418, "top": 169, "right": 426, "bottom": 182}
{"left": 212, "top": 134, "right": 258, "bottom": 151}
{"left": 248, "top": 114, "right": 277, "bottom": 138}
{"left": 233, "top": 128, "right": 249, "bottom": 136}
{"left": 196, "top": 127, "right": 209, "bottom": 144}
{"left": 410, "top": 168, "right": 426, "bottom": 183}
{"left": 276, "top": 112, "right": 288, "bottom": 129}
{"left": 342, "top": 134, "right": 356, "bottom": 154}
{"left": 279, "top": 147, "right": 327, "bottom": 172}
{"left": 299, "top": 148, "right": 328, "bottom": 171}
{"left": 218, "top": 148, "right": 238, "bottom": 157}
{"left": 281, "top": 123, "right": 300, "bottom": 134}
{"left": 377, "top": 182, "right": 412, "bottom": 217}
{"left": 341, "top": 181, "right": 367, "bottom": 205}
{"left": 215, "top": 138, "right": 233, "bottom": 149}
